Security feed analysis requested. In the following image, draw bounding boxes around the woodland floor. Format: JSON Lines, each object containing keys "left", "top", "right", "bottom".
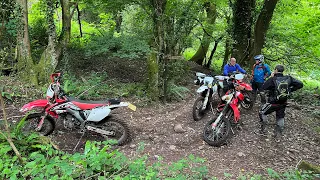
{"left": 1, "top": 59, "right": 320, "bottom": 178}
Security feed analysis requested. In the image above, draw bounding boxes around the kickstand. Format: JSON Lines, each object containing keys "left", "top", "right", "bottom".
{"left": 73, "top": 132, "right": 85, "bottom": 152}
{"left": 210, "top": 103, "right": 216, "bottom": 115}
{"left": 230, "top": 127, "right": 235, "bottom": 135}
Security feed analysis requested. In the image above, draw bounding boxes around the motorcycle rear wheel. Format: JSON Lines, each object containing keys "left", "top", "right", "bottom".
{"left": 97, "top": 117, "right": 131, "bottom": 146}
{"left": 22, "top": 113, "right": 55, "bottom": 136}
{"left": 203, "top": 115, "right": 231, "bottom": 147}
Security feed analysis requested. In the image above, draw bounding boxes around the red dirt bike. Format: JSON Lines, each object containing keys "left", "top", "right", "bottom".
{"left": 20, "top": 73, "right": 136, "bottom": 145}
{"left": 203, "top": 74, "right": 246, "bottom": 147}
{"left": 216, "top": 72, "right": 254, "bottom": 110}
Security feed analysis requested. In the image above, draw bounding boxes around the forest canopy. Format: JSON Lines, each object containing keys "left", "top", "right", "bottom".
{"left": 0, "top": 0, "right": 319, "bottom": 100}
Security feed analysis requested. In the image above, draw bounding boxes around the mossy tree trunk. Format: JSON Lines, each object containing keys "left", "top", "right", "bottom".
{"left": 148, "top": 0, "right": 167, "bottom": 101}
{"left": 15, "top": 0, "right": 38, "bottom": 85}
{"left": 221, "top": 37, "right": 231, "bottom": 72}
{"left": 189, "top": 2, "right": 217, "bottom": 65}
{"left": 37, "top": 0, "right": 60, "bottom": 83}
{"left": 60, "top": 0, "right": 71, "bottom": 45}
{"left": 231, "top": 0, "right": 278, "bottom": 67}
{"left": 231, "top": 0, "right": 255, "bottom": 67}
{"left": 249, "top": 0, "right": 278, "bottom": 65}
{"left": 147, "top": 51, "right": 159, "bottom": 101}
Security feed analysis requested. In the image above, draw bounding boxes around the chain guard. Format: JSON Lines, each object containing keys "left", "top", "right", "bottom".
{"left": 86, "top": 125, "right": 115, "bottom": 136}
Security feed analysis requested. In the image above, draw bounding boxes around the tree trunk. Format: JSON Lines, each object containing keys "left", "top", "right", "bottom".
{"left": 250, "top": 0, "right": 278, "bottom": 64}
{"left": 147, "top": 51, "right": 159, "bottom": 101}
{"left": 59, "top": 0, "right": 71, "bottom": 71}
{"left": 16, "top": 0, "right": 37, "bottom": 84}
{"left": 76, "top": 4, "right": 83, "bottom": 37}
{"left": 221, "top": 37, "right": 231, "bottom": 72}
{"left": 231, "top": 0, "right": 255, "bottom": 67}
{"left": 190, "top": 2, "right": 217, "bottom": 65}
{"left": 147, "top": 0, "right": 167, "bottom": 101}
{"left": 37, "top": 0, "right": 59, "bottom": 83}
{"left": 60, "top": 0, "right": 71, "bottom": 45}
{"left": 115, "top": 12, "right": 122, "bottom": 33}
{"left": 205, "top": 36, "right": 223, "bottom": 69}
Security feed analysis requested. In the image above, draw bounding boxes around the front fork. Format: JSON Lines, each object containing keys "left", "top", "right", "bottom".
{"left": 35, "top": 113, "right": 47, "bottom": 131}
{"left": 202, "top": 89, "right": 210, "bottom": 110}
{"left": 211, "top": 98, "right": 232, "bottom": 129}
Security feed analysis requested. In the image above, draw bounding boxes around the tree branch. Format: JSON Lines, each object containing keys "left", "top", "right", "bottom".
{"left": 0, "top": 88, "right": 25, "bottom": 164}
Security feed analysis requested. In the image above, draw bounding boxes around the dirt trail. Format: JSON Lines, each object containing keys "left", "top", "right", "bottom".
{"left": 1, "top": 59, "right": 319, "bottom": 178}
{"left": 113, "top": 93, "right": 319, "bottom": 178}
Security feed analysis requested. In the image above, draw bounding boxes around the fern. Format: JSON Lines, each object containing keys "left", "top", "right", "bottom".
{"left": 167, "top": 83, "right": 190, "bottom": 101}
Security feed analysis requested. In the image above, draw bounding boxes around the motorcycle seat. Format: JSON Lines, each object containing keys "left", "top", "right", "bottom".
{"left": 67, "top": 97, "right": 121, "bottom": 110}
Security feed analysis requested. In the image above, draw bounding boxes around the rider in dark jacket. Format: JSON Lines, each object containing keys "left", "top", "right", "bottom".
{"left": 258, "top": 65, "right": 303, "bottom": 139}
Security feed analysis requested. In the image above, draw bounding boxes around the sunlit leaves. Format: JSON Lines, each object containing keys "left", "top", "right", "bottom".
{"left": 265, "top": 0, "right": 320, "bottom": 77}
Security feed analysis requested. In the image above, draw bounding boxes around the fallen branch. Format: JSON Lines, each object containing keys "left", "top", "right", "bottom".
{"left": 0, "top": 92, "right": 25, "bottom": 164}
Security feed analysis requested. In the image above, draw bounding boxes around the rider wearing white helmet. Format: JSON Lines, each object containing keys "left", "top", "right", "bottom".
{"left": 251, "top": 55, "right": 271, "bottom": 103}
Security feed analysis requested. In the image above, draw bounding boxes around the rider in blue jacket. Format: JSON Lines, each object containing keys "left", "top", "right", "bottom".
{"left": 251, "top": 55, "right": 271, "bottom": 103}
{"left": 222, "top": 58, "right": 246, "bottom": 93}
{"left": 223, "top": 57, "right": 246, "bottom": 76}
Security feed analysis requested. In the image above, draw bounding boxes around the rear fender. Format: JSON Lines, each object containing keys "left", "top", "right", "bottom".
{"left": 87, "top": 106, "right": 111, "bottom": 122}
{"left": 20, "top": 99, "right": 48, "bottom": 113}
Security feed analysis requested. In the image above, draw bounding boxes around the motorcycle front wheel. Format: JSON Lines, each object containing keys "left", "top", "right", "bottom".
{"left": 96, "top": 117, "right": 131, "bottom": 146}
{"left": 203, "top": 115, "right": 231, "bottom": 147}
{"left": 192, "top": 96, "right": 208, "bottom": 121}
{"left": 21, "top": 113, "right": 55, "bottom": 136}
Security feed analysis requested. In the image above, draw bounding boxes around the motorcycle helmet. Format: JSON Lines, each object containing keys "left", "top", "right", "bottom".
{"left": 254, "top": 54, "right": 264, "bottom": 63}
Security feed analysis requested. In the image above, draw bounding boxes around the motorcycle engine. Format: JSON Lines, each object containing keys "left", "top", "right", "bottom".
{"left": 62, "top": 114, "right": 81, "bottom": 129}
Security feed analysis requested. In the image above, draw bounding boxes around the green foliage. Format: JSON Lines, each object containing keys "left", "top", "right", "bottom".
{"left": 122, "top": 5, "right": 153, "bottom": 40}
{"left": 183, "top": 48, "right": 196, "bottom": 60}
{"left": 290, "top": 78, "right": 320, "bottom": 106}
{"left": 29, "top": 17, "right": 48, "bottom": 61}
{"left": 167, "top": 84, "right": 190, "bottom": 101}
{"left": 0, "top": 120, "right": 317, "bottom": 179}
{"left": 61, "top": 72, "right": 146, "bottom": 100}
{"left": 265, "top": 0, "right": 320, "bottom": 76}
{"left": 159, "top": 60, "right": 191, "bottom": 101}
{"left": 84, "top": 33, "right": 150, "bottom": 59}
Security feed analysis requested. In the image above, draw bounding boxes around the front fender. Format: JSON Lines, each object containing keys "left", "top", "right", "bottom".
{"left": 20, "top": 99, "right": 48, "bottom": 113}
{"left": 239, "top": 82, "right": 253, "bottom": 91}
{"left": 229, "top": 103, "right": 240, "bottom": 123}
{"left": 197, "top": 86, "right": 208, "bottom": 93}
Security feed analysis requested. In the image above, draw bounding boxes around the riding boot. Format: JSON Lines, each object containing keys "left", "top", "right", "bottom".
{"left": 260, "top": 92, "right": 266, "bottom": 104}
{"left": 274, "top": 118, "right": 285, "bottom": 141}
{"left": 260, "top": 121, "right": 267, "bottom": 135}
{"left": 258, "top": 113, "right": 268, "bottom": 135}
{"left": 252, "top": 91, "right": 258, "bottom": 103}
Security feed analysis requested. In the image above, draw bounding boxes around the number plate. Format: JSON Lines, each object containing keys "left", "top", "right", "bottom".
{"left": 128, "top": 103, "right": 137, "bottom": 111}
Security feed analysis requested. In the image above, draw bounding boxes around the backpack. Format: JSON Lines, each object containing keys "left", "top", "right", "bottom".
{"left": 273, "top": 76, "right": 291, "bottom": 101}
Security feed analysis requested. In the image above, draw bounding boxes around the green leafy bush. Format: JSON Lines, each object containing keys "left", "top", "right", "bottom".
{"left": 84, "top": 33, "right": 150, "bottom": 60}
{"left": 60, "top": 72, "right": 146, "bottom": 100}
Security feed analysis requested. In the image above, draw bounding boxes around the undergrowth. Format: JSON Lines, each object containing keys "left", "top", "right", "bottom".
{"left": 0, "top": 125, "right": 317, "bottom": 179}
